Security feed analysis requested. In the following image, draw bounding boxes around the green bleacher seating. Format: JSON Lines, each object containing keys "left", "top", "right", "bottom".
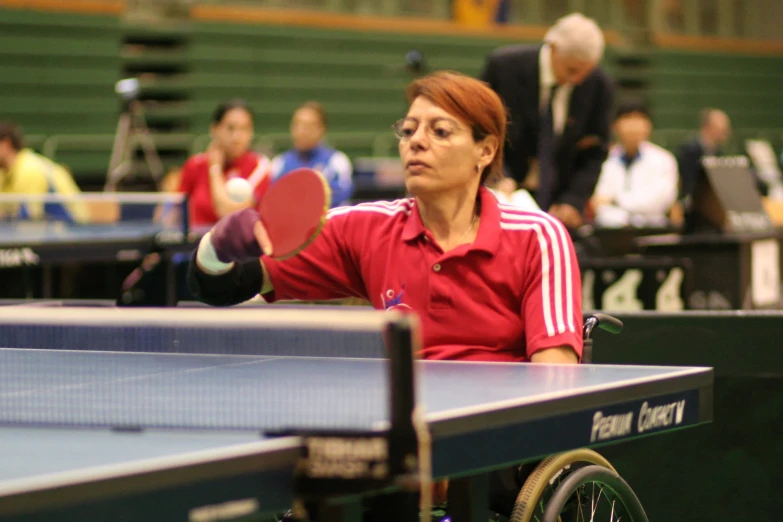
{"left": 188, "top": 22, "right": 530, "bottom": 137}
{"left": 649, "top": 51, "right": 783, "bottom": 135}
{"left": 0, "top": 8, "right": 121, "bottom": 184}
{"left": 1, "top": 6, "right": 781, "bottom": 186}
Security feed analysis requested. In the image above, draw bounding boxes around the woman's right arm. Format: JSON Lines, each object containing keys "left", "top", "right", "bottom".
{"left": 187, "top": 208, "right": 273, "bottom": 306}
{"left": 187, "top": 249, "right": 267, "bottom": 307}
{"left": 188, "top": 207, "right": 366, "bottom": 307}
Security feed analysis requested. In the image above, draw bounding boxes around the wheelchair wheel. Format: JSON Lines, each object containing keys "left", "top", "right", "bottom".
{"left": 509, "top": 449, "right": 616, "bottom": 522}
{"left": 542, "top": 465, "right": 648, "bottom": 522}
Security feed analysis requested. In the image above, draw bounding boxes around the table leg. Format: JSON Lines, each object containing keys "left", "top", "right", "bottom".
{"left": 20, "top": 266, "right": 34, "bottom": 298}
{"left": 302, "top": 499, "right": 363, "bottom": 522}
{"left": 321, "top": 500, "right": 363, "bottom": 522}
{"left": 165, "top": 255, "right": 177, "bottom": 306}
{"left": 448, "top": 474, "right": 490, "bottom": 522}
{"left": 364, "top": 491, "right": 419, "bottom": 522}
{"left": 42, "top": 265, "right": 52, "bottom": 299}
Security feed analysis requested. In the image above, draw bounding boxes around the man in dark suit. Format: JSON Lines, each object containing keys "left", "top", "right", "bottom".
{"left": 676, "top": 108, "right": 732, "bottom": 204}
{"left": 675, "top": 108, "right": 735, "bottom": 233}
{"left": 480, "top": 13, "right": 615, "bottom": 229}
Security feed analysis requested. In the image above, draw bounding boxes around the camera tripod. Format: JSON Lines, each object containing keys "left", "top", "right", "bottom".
{"left": 105, "top": 100, "right": 164, "bottom": 192}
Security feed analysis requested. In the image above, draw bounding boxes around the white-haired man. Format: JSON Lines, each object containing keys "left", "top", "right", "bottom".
{"left": 481, "top": 12, "right": 615, "bottom": 229}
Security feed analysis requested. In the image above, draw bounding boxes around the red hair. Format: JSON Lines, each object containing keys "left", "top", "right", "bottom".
{"left": 405, "top": 71, "right": 507, "bottom": 184}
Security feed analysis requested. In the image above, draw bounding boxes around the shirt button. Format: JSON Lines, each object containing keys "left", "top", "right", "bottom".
{"left": 423, "top": 236, "right": 430, "bottom": 242}
{"left": 433, "top": 263, "right": 441, "bottom": 272}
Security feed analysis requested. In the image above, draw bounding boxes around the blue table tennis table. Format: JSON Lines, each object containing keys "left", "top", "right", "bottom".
{"left": 0, "top": 222, "right": 208, "bottom": 303}
{"left": 0, "top": 306, "right": 714, "bottom": 522}
{"left": 0, "top": 221, "right": 205, "bottom": 263}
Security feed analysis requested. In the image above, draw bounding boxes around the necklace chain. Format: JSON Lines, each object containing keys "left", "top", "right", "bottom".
{"left": 456, "top": 213, "right": 477, "bottom": 244}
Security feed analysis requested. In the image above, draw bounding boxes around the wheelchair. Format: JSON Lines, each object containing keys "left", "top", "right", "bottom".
{"left": 501, "top": 312, "right": 648, "bottom": 522}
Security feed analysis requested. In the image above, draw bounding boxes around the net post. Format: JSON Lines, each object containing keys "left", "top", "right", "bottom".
{"left": 382, "top": 311, "right": 424, "bottom": 522}
{"left": 385, "top": 311, "right": 420, "bottom": 478}
{"left": 272, "top": 310, "right": 426, "bottom": 521}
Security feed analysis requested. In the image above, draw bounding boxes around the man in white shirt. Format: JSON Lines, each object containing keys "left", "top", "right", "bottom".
{"left": 591, "top": 102, "right": 679, "bottom": 228}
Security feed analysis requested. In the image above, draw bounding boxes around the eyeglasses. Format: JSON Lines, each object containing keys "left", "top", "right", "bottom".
{"left": 392, "top": 118, "right": 465, "bottom": 144}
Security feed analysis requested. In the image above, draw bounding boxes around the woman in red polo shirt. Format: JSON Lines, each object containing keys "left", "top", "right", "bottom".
{"left": 179, "top": 99, "right": 272, "bottom": 227}
{"left": 188, "top": 69, "right": 583, "bottom": 519}
{"left": 189, "top": 72, "right": 582, "bottom": 366}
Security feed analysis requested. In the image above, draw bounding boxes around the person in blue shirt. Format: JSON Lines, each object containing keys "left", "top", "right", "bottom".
{"left": 270, "top": 101, "right": 354, "bottom": 207}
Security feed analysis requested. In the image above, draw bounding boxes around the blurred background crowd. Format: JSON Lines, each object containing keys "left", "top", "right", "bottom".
{"left": 1, "top": 0, "right": 782, "bottom": 310}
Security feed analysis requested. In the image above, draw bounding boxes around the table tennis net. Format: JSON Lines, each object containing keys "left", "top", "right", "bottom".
{"left": 0, "top": 307, "right": 414, "bottom": 433}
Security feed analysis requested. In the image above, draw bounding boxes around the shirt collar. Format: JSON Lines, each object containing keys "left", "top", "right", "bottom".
{"left": 401, "top": 200, "right": 423, "bottom": 242}
{"left": 472, "top": 187, "right": 501, "bottom": 254}
{"left": 620, "top": 152, "right": 641, "bottom": 169}
{"left": 539, "top": 44, "right": 556, "bottom": 90}
{"left": 402, "top": 187, "right": 501, "bottom": 255}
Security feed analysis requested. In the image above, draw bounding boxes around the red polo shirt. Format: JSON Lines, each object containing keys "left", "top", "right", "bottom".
{"left": 179, "top": 151, "right": 271, "bottom": 227}
{"left": 262, "top": 187, "right": 583, "bottom": 362}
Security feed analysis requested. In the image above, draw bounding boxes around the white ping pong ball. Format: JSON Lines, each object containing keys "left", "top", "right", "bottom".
{"left": 226, "top": 177, "right": 253, "bottom": 203}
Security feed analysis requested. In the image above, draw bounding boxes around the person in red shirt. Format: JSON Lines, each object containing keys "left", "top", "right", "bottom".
{"left": 189, "top": 72, "right": 582, "bottom": 364}
{"left": 188, "top": 70, "right": 583, "bottom": 518}
{"left": 179, "top": 99, "right": 272, "bottom": 227}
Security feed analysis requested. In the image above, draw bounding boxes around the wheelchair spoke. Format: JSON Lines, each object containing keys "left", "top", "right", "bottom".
{"left": 590, "top": 482, "right": 605, "bottom": 521}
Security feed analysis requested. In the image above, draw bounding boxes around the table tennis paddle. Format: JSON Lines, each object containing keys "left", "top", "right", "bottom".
{"left": 259, "top": 168, "right": 331, "bottom": 260}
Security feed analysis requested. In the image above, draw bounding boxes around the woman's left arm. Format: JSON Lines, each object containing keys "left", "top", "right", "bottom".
{"left": 530, "top": 346, "right": 578, "bottom": 364}
{"left": 520, "top": 214, "right": 584, "bottom": 363}
{"left": 206, "top": 144, "right": 257, "bottom": 218}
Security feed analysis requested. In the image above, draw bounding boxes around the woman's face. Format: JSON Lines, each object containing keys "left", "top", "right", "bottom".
{"left": 212, "top": 108, "right": 254, "bottom": 160}
{"left": 291, "top": 107, "right": 325, "bottom": 152}
{"left": 397, "top": 96, "right": 495, "bottom": 197}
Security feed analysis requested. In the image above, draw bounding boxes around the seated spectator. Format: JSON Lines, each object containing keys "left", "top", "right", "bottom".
{"left": 591, "top": 103, "right": 679, "bottom": 228}
{"left": 676, "top": 108, "right": 731, "bottom": 205}
{"left": 271, "top": 102, "right": 354, "bottom": 207}
{"left": 179, "top": 99, "right": 272, "bottom": 228}
{"left": 0, "top": 121, "right": 88, "bottom": 223}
